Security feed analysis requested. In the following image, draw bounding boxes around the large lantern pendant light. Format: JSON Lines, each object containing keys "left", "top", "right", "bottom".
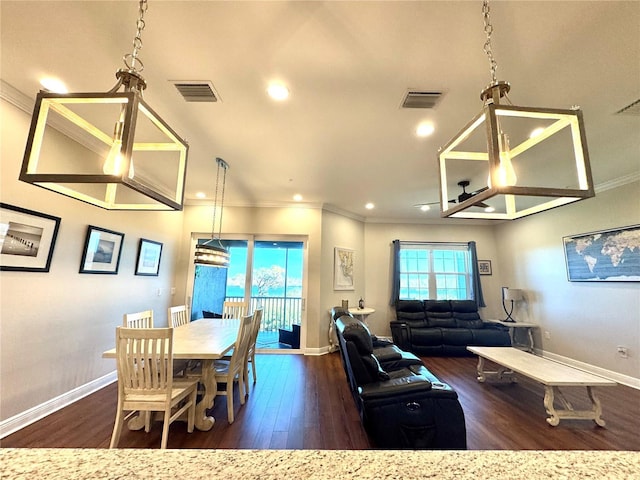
{"left": 438, "top": 0, "right": 594, "bottom": 220}
{"left": 19, "top": 0, "right": 188, "bottom": 211}
{"left": 194, "top": 158, "right": 230, "bottom": 268}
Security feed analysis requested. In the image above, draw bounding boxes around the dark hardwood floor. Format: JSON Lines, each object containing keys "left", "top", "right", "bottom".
{"left": 2, "top": 353, "right": 639, "bottom": 450}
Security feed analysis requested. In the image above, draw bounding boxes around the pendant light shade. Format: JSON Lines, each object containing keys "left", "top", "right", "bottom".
{"left": 19, "top": 1, "right": 188, "bottom": 211}
{"left": 194, "top": 157, "right": 230, "bottom": 268}
{"left": 438, "top": 2, "right": 594, "bottom": 220}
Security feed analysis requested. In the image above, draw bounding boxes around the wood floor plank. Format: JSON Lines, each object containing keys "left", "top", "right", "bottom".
{"left": 1, "top": 352, "right": 638, "bottom": 450}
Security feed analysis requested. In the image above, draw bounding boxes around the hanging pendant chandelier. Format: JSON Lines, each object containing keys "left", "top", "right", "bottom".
{"left": 19, "top": 0, "right": 188, "bottom": 211}
{"left": 194, "top": 157, "right": 230, "bottom": 268}
{"left": 438, "top": 0, "right": 594, "bottom": 220}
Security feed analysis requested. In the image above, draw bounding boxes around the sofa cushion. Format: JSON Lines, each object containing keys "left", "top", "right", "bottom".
{"left": 411, "top": 328, "right": 443, "bottom": 346}
{"left": 450, "top": 300, "right": 483, "bottom": 329}
{"left": 339, "top": 315, "right": 374, "bottom": 355}
{"left": 441, "top": 328, "right": 474, "bottom": 346}
{"left": 471, "top": 328, "right": 511, "bottom": 346}
{"left": 424, "top": 300, "right": 456, "bottom": 328}
{"left": 395, "top": 300, "right": 428, "bottom": 328}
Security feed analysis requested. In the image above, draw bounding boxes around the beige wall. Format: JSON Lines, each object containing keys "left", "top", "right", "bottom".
{"left": 1, "top": 100, "right": 185, "bottom": 421}
{"left": 2, "top": 95, "right": 638, "bottom": 431}
{"left": 494, "top": 181, "right": 640, "bottom": 381}
{"left": 362, "top": 222, "right": 504, "bottom": 336}
{"left": 320, "top": 210, "right": 366, "bottom": 341}
{"left": 176, "top": 204, "right": 324, "bottom": 349}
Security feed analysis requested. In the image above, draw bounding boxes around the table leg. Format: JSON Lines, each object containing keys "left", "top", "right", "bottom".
{"left": 126, "top": 412, "right": 146, "bottom": 431}
{"left": 544, "top": 385, "right": 607, "bottom": 427}
{"left": 194, "top": 359, "right": 217, "bottom": 431}
{"left": 544, "top": 386, "right": 560, "bottom": 426}
{"left": 476, "top": 357, "right": 486, "bottom": 382}
{"left": 588, "top": 386, "right": 607, "bottom": 427}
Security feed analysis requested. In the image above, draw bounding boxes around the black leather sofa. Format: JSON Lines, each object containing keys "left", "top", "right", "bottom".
{"left": 333, "top": 309, "right": 467, "bottom": 449}
{"left": 390, "top": 299, "right": 511, "bottom": 356}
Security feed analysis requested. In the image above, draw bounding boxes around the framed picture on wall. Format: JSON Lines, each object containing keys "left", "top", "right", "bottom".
{"left": 477, "top": 260, "right": 492, "bottom": 276}
{"left": 135, "top": 238, "right": 163, "bottom": 276}
{"left": 334, "top": 246, "right": 355, "bottom": 290}
{"left": 563, "top": 224, "right": 640, "bottom": 282}
{"left": 79, "top": 225, "right": 124, "bottom": 274}
{"left": 0, "top": 203, "right": 61, "bottom": 272}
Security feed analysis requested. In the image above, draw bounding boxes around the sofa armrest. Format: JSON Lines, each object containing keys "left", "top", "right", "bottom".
{"left": 481, "top": 321, "right": 509, "bottom": 331}
{"left": 389, "top": 321, "right": 411, "bottom": 351}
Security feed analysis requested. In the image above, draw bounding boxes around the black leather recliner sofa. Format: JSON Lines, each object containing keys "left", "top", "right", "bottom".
{"left": 390, "top": 299, "right": 511, "bottom": 356}
{"left": 333, "top": 309, "right": 467, "bottom": 449}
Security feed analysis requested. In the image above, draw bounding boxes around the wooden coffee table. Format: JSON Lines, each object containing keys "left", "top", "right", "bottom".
{"left": 467, "top": 346, "right": 617, "bottom": 426}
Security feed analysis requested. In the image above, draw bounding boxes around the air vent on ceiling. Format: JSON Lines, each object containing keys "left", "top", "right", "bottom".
{"left": 615, "top": 98, "right": 640, "bottom": 116}
{"left": 401, "top": 90, "right": 444, "bottom": 109}
{"left": 172, "top": 81, "right": 219, "bottom": 102}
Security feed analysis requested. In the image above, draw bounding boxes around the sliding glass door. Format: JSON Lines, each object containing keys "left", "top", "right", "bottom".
{"left": 188, "top": 236, "right": 306, "bottom": 351}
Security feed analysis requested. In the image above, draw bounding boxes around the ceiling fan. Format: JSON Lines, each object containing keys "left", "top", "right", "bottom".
{"left": 450, "top": 180, "right": 490, "bottom": 208}
{"left": 414, "top": 180, "right": 490, "bottom": 212}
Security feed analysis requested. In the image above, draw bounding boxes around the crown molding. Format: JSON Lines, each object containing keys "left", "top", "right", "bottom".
{"left": 0, "top": 80, "right": 35, "bottom": 114}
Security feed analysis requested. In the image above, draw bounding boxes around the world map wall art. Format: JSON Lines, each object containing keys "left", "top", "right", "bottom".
{"left": 562, "top": 224, "right": 640, "bottom": 282}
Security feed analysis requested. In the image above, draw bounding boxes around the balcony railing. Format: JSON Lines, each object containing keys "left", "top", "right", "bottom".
{"left": 226, "top": 296, "right": 301, "bottom": 332}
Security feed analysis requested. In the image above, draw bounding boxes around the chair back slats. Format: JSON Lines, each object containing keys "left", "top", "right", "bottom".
{"left": 116, "top": 327, "right": 173, "bottom": 394}
{"left": 123, "top": 310, "right": 154, "bottom": 328}
{"left": 248, "top": 308, "right": 263, "bottom": 356}
{"left": 229, "top": 314, "right": 254, "bottom": 371}
{"left": 168, "top": 305, "right": 190, "bottom": 328}
{"left": 222, "top": 301, "right": 248, "bottom": 320}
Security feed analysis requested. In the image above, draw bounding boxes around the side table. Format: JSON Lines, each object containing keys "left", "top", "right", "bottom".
{"left": 348, "top": 307, "right": 375, "bottom": 326}
{"left": 485, "top": 319, "right": 539, "bottom": 352}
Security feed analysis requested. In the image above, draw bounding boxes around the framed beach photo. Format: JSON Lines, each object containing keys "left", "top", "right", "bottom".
{"left": 79, "top": 225, "right": 124, "bottom": 274}
{"left": 135, "top": 238, "right": 163, "bottom": 276}
{"left": 563, "top": 224, "right": 640, "bottom": 282}
{"left": 334, "top": 246, "right": 355, "bottom": 290}
{"left": 0, "top": 203, "right": 61, "bottom": 272}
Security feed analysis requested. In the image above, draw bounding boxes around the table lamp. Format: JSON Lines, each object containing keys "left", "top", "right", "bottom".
{"left": 502, "top": 287, "right": 524, "bottom": 322}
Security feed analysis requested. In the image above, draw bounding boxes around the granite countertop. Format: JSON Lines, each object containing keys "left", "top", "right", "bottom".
{"left": 1, "top": 449, "right": 638, "bottom": 479}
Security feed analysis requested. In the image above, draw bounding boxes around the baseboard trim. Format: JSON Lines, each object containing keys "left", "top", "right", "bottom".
{"left": 539, "top": 349, "right": 640, "bottom": 390}
{"left": 0, "top": 371, "right": 117, "bottom": 439}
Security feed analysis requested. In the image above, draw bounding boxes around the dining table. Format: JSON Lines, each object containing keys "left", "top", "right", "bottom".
{"left": 102, "top": 317, "right": 240, "bottom": 431}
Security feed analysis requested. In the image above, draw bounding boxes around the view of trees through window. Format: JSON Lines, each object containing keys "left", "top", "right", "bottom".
{"left": 399, "top": 244, "right": 471, "bottom": 300}
{"left": 192, "top": 239, "right": 304, "bottom": 340}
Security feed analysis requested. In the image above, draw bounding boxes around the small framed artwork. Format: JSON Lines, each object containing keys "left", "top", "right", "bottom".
{"left": 478, "top": 260, "right": 492, "bottom": 276}
{"left": 79, "top": 225, "right": 124, "bottom": 274}
{"left": 135, "top": 238, "right": 163, "bottom": 276}
{"left": 563, "top": 224, "right": 640, "bottom": 282}
{"left": 0, "top": 203, "right": 61, "bottom": 272}
{"left": 334, "top": 246, "right": 355, "bottom": 290}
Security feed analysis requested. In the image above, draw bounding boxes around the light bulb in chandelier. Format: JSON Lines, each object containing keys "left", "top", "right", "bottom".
{"left": 102, "top": 112, "right": 134, "bottom": 178}
{"left": 488, "top": 132, "right": 517, "bottom": 188}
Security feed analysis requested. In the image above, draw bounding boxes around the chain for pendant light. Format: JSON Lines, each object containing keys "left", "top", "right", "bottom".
{"left": 482, "top": 0, "right": 498, "bottom": 85}
{"left": 123, "top": 0, "right": 148, "bottom": 73}
{"left": 210, "top": 158, "right": 228, "bottom": 243}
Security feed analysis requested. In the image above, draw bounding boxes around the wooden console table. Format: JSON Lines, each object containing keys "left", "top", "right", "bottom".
{"left": 467, "top": 346, "right": 617, "bottom": 427}
{"left": 485, "top": 319, "right": 538, "bottom": 352}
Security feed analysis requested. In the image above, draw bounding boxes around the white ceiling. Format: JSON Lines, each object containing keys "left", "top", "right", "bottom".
{"left": 2, "top": 1, "right": 639, "bottom": 222}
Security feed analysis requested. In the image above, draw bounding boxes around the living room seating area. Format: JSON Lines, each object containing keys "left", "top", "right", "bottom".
{"left": 333, "top": 308, "right": 467, "bottom": 449}
{"left": 390, "top": 299, "right": 511, "bottom": 356}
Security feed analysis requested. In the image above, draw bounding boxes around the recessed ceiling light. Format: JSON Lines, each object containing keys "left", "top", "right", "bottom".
{"left": 416, "top": 122, "right": 435, "bottom": 137}
{"left": 419, "top": 204, "right": 431, "bottom": 212}
{"left": 293, "top": 194, "right": 303, "bottom": 201}
{"left": 195, "top": 192, "right": 206, "bottom": 199}
{"left": 484, "top": 206, "right": 496, "bottom": 213}
{"left": 365, "top": 203, "right": 375, "bottom": 210}
{"left": 40, "top": 77, "right": 68, "bottom": 93}
{"left": 267, "top": 84, "right": 289, "bottom": 101}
